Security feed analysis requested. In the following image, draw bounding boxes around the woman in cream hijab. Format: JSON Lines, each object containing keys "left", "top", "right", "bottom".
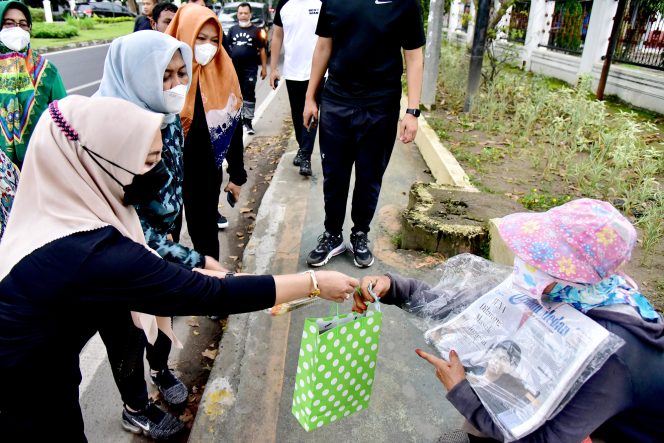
{"left": 0, "top": 95, "right": 358, "bottom": 441}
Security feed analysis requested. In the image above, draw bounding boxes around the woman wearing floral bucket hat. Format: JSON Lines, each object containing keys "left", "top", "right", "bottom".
{"left": 354, "top": 198, "right": 664, "bottom": 443}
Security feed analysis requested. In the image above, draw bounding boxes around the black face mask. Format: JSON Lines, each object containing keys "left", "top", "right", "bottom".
{"left": 122, "top": 160, "right": 170, "bottom": 206}
{"left": 81, "top": 146, "right": 170, "bottom": 206}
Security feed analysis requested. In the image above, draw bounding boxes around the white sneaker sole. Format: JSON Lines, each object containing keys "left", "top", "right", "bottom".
{"left": 217, "top": 221, "right": 229, "bottom": 229}
{"left": 308, "top": 243, "right": 346, "bottom": 267}
{"left": 121, "top": 419, "right": 149, "bottom": 436}
{"left": 348, "top": 242, "right": 374, "bottom": 268}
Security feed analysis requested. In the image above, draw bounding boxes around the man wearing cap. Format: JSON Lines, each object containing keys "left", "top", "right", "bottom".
{"left": 303, "top": 0, "right": 424, "bottom": 269}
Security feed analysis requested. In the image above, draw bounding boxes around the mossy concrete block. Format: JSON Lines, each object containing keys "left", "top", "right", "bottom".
{"left": 401, "top": 182, "right": 525, "bottom": 257}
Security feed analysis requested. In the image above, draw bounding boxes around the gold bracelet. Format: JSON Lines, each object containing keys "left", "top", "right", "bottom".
{"left": 304, "top": 270, "right": 320, "bottom": 298}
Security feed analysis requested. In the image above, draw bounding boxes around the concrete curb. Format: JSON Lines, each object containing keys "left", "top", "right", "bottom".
{"left": 400, "top": 96, "right": 476, "bottom": 190}
{"left": 188, "top": 89, "right": 299, "bottom": 441}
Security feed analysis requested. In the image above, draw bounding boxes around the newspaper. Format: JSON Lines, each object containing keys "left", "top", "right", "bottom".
{"left": 425, "top": 276, "right": 617, "bottom": 441}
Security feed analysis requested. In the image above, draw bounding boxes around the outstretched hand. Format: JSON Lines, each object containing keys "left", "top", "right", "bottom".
{"left": 416, "top": 348, "right": 466, "bottom": 391}
{"left": 352, "top": 275, "right": 391, "bottom": 313}
{"left": 316, "top": 271, "right": 360, "bottom": 304}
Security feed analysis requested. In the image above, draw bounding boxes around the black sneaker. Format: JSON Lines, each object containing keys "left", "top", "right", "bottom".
{"left": 299, "top": 159, "right": 312, "bottom": 176}
{"left": 217, "top": 213, "right": 229, "bottom": 229}
{"left": 349, "top": 231, "right": 374, "bottom": 268}
{"left": 306, "top": 231, "right": 346, "bottom": 267}
{"left": 244, "top": 120, "right": 255, "bottom": 135}
{"left": 293, "top": 150, "right": 303, "bottom": 166}
{"left": 151, "top": 368, "right": 189, "bottom": 406}
{"left": 121, "top": 402, "right": 184, "bottom": 440}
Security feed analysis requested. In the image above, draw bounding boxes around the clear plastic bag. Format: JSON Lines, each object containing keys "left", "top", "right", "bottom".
{"left": 402, "top": 253, "right": 512, "bottom": 332}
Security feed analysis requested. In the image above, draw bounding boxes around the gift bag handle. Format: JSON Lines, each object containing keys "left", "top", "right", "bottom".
{"left": 367, "top": 282, "right": 382, "bottom": 312}
{"left": 327, "top": 283, "right": 381, "bottom": 317}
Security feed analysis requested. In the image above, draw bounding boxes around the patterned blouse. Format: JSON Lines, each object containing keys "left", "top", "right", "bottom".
{"left": 135, "top": 118, "right": 204, "bottom": 269}
{"left": 0, "top": 148, "right": 18, "bottom": 239}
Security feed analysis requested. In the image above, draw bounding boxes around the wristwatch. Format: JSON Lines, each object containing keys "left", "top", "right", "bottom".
{"left": 304, "top": 270, "right": 321, "bottom": 298}
{"left": 406, "top": 108, "right": 421, "bottom": 118}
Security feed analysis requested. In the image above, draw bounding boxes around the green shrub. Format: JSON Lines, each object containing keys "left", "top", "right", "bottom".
{"left": 31, "top": 22, "right": 79, "bottom": 38}
{"left": 28, "top": 7, "right": 45, "bottom": 23}
{"left": 92, "top": 16, "right": 135, "bottom": 24}
{"left": 66, "top": 16, "right": 96, "bottom": 30}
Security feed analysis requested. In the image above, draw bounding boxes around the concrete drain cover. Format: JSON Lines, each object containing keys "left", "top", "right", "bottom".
{"left": 401, "top": 182, "right": 525, "bottom": 257}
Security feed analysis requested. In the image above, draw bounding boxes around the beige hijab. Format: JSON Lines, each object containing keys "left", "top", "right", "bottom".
{"left": 0, "top": 95, "right": 180, "bottom": 346}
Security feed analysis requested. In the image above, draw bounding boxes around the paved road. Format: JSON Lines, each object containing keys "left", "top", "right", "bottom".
{"left": 44, "top": 44, "right": 111, "bottom": 96}
{"left": 42, "top": 43, "right": 281, "bottom": 441}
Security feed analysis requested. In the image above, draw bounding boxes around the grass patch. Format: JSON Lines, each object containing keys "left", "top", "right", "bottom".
{"left": 433, "top": 42, "right": 664, "bottom": 260}
{"left": 391, "top": 233, "right": 402, "bottom": 248}
{"left": 32, "top": 21, "right": 133, "bottom": 49}
{"left": 519, "top": 189, "right": 574, "bottom": 211}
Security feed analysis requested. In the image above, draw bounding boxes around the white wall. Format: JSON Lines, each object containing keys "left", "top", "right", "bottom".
{"left": 444, "top": 1, "right": 664, "bottom": 115}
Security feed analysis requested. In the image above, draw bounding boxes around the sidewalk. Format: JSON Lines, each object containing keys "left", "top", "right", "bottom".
{"left": 189, "top": 104, "right": 466, "bottom": 441}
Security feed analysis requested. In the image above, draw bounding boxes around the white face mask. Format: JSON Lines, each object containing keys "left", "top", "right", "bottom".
{"left": 194, "top": 43, "right": 217, "bottom": 66}
{"left": 0, "top": 27, "right": 30, "bottom": 52}
{"left": 238, "top": 20, "right": 251, "bottom": 27}
{"left": 163, "top": 84, "right": 188, "bottom": 114}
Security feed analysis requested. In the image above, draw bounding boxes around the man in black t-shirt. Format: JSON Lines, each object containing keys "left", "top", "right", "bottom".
{"left": 303, "top": 0, "right": 425, "bottom": 268}
{"left": 227, "top": 2, "right": 268, "bottom": 135}
{"left": 133, "top": 0, "right": 155, "bottom": 32}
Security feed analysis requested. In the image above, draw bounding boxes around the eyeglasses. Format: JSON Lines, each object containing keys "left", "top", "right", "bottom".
{"left": 2, "top": 19, "right": 31, "bottom": 31}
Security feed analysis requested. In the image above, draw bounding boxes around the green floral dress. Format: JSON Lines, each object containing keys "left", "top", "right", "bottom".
{"left": 0, "top": 35, "right": 67, "bottom": 168}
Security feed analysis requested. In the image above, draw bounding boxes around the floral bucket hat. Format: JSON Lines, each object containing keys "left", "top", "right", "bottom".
{"left": 497, "top": 198, "right": 636, "bottom": 284}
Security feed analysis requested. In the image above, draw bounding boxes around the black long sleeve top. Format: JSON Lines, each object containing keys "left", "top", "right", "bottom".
{"left": 0, "top": 226, "right": 275, "bottom": 368}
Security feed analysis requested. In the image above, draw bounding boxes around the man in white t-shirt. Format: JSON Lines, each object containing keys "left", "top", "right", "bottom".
{"left": 269, "top": 0, "right": 321, "bottom": 177}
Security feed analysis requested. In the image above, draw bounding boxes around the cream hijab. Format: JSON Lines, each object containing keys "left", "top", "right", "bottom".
{"left": 0, "top": 95, "right": 179, "bottom": 346}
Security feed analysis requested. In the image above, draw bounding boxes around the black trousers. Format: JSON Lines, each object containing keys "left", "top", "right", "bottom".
{"left": 98, "top": 312, "right": 173, "bottom": 411}
{"left": 318, "top": 97, "right": 400, "bottom": 235}
{"left": 237, "top": 65, "right": 257, "bottom": 121}
{"left": 0, "top": 346, "right": 89, "bottom": 442}
{"left": 177, "top": 129, "right": 224, "bottom": 260}
{"left": 285, "top": 79, "right": 317, "bottom": 159}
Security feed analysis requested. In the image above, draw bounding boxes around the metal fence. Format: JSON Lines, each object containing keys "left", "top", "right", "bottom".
{"left": 614, "top": 0, "right": 664, "bottom": 70}
{"left": 507, "top": 1, "right": 530, "bottom": 43}
{"left": 541, "top": 0, "right": 593, "bottom": 55}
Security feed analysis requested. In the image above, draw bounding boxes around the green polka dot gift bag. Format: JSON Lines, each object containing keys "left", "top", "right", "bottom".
{"left": 292, "top": 299, "right": 382, "bottom": 431}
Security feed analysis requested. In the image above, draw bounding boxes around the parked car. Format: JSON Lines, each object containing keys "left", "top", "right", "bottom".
{"left": 74, "top": 2, "right": 137, "bottom": 18}
{"left": 218, "top": 1, "right": 272, "bottom": 53}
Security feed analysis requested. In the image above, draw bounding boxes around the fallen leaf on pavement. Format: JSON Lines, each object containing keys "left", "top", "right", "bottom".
{"left": 202, "top": 349, "right": 218, "bottom": 360}
{"left": 240, "top": 207, "right": 252, "bottom": 213}
{"left": 180, "top": 409, "right": 194, "bottom": 424}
